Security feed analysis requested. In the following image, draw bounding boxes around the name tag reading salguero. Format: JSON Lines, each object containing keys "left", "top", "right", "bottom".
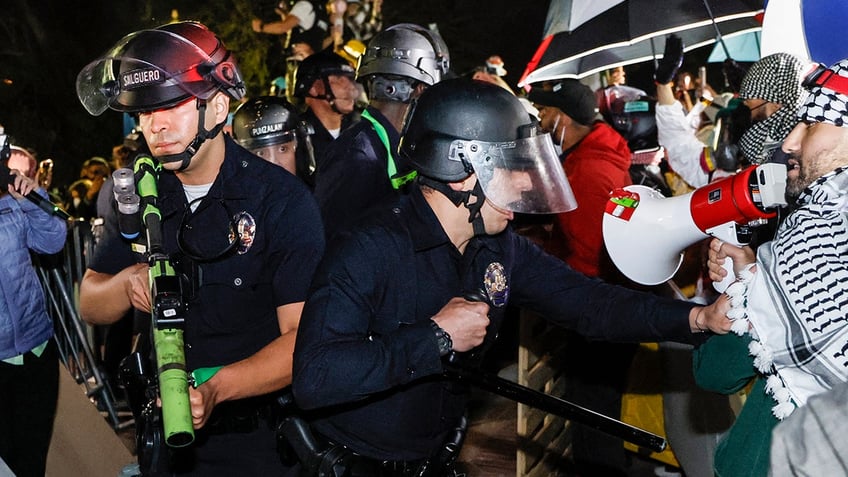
{"left": 122, "top": 68, "right": 164, "bottom": 90}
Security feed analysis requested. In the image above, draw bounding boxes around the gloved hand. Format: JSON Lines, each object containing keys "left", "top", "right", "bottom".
{"left": 654, "top": 34, "right": 684, "bottom": 84}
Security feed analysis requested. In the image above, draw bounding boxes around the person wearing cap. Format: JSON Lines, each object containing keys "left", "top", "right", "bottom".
{"left": 528, "top": 78, "right": 638, "bottom": 476}
{"left": 313, "top": 23, "right": 450, "bottom": 241}
{"left": 292, "top": 49, "right": 361, "bottom": 184}
{"left": 75, "top": 21, "right": 325, "bottom": 476}
{"left": 696, "top": 57, "right": 848, "bottom": 477}
{"left": 290, "top": 78, "right": 733, "bottom": 476}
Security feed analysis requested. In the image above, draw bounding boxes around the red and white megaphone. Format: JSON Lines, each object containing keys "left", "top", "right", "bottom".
{"left": 602, "top": 163, "right": 787, "bottom": 288}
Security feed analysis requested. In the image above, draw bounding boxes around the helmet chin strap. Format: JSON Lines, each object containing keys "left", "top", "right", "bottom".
{"left": 155, "top": 99, "right": 226, "bottom": 171}
{"left": 418, "top": 176, "right": 487, "bottom": 236}
{"left": 306, "top": 77, "right": 347, "bottom": 115}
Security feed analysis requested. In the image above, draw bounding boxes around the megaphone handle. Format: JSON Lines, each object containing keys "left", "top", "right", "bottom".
{"left": 712, "top": 258, "right": 736, "bottom": 293}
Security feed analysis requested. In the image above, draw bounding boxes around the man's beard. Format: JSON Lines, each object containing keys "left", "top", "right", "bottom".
{"left": 785, "top": 168, "right": 811, "bottom": 203}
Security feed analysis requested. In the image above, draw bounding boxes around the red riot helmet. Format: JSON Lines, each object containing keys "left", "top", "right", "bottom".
{"left": 76, "top": 21, "right": 245, "bottom": 115}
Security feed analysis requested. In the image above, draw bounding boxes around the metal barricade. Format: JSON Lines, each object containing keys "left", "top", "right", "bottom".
{"left": 35, "top": 218, "right": 133, "bottom": 432}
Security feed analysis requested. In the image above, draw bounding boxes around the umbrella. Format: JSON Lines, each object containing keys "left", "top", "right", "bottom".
{"left": 543, "top": 0, "right": 625, "bottom": 35}
{"left": 760, "top": 0, "right": 848, "bottom": 66}
{"left": 518, "top": 0, "right": 764, "bottom": 86}
{"left": 707, "top": 30, "right": 761, "bottom": 62}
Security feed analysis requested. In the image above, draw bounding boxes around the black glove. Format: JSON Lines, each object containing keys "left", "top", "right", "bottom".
{"left": 654, "top": 34, "right": 684, "bottom": 84}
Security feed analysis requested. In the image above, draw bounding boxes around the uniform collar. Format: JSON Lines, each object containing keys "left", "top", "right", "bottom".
{"left": 406, "top": 185, "right": 501, "bottom": 255}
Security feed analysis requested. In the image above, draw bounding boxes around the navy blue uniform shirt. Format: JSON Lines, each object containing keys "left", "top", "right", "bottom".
{"left": 292, "top": 185, "right": 697, "bottom": 461}
{"left": 89, "top": 136, "right": 325, "bottom": 369}
{"left": 314, "top": 105, "right": 409, "bottom": 240}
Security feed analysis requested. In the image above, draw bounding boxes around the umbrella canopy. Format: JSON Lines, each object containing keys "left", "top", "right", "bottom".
{"left": 707, "top": 30, "right": 761, "bottom": 62}
{"left": 518, "top": 0, "right": 764, "bottom": 86}
{"left": 543, "top": 0, "right": 625, "bottom": 35}
{"left": 761, "top": 0, "right": 848, "bottom": 67}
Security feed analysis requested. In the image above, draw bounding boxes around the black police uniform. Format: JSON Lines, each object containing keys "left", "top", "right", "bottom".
{"left": 292, "top": 185, "right": 700, "bottom": 465}
{"left": 314, "top": 105, "right": 409, "bottom": 241}
{"left": 89, "top": 136, "right": 325, "bottom": 476}
{"left": 300, "top": 107, "right": 359, "bottom": 182}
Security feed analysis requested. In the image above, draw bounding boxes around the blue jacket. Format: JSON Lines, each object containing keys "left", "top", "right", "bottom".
{"left": 0, "top": 190, "right": 67, "bottom": 359}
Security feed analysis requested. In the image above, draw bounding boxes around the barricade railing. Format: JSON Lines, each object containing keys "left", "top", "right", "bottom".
{"left": 35, "top": 218, "right": 133, "bottom": 432}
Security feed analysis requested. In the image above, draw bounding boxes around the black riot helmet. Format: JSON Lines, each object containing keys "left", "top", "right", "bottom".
{"left": 399, "top": 78, "right": 576, "bottom": 219}
{"left": 601, "top": 86, "right": 659, "bottom": 153}
{"left": 232, "top": 96, "right": 300, "bottom": 149}
{"left": 292, "top": 50, "right": 356, "bottom": 99}
{"left": 76, "top": 21, "right": 245, "bottom": 115}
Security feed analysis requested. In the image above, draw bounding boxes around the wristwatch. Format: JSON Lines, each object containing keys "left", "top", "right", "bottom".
{"left": 430, "top": 320, "right": 453, "bottom": 357}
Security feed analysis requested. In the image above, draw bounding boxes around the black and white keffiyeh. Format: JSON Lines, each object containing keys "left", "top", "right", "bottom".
{"left": 725, "top": 168, "right": 848, "bottom": 419}
{"left": 737, "top": 53, "right": 808, "bottom": 164}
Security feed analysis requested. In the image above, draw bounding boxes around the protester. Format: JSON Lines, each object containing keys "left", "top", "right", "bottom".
{"left": 0, "top": 137, "right": 68, "bottom": 477}
{"left": 314, "top": 23, "right": 450, "bottom": 240}
{"left": 290, "top": 78, "right": 732, "bottom": 476}
{"left": 528, "top": 78, "right": 638, "bottom": 476}
{"left": 769, "top": 379, "right": 848, "bottom": 476}
{"left": 252, "top": 0, "right": 331, "bottom": 61}
{"left": 75, "top": 21, "right": 324, "bottom": 476}
{"left": 697, "top": 57, "right": 848, "bottom": 477}
{"left": 655, "top": 35, "right": 809, "bottom": 189}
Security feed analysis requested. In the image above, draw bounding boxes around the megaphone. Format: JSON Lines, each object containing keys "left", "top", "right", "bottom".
{"left": 602, "top": 163, "right": 787, "bottom": 288}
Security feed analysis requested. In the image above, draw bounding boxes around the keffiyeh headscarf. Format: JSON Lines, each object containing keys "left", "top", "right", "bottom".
{"left": 724, "top": 59, "right": 848, "bottom": 419}
{"left": 737, "top": 53, "right": 807, "bottom": 164}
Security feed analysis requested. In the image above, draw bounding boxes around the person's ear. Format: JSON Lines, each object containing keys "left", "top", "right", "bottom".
{"left": 448, "top": 174, "right": 476, "bottom": 192}
{"left": 211, "top": 92, "right": 230, "bottom": 124}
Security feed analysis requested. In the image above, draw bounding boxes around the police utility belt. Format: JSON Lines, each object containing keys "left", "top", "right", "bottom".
{"left": 278, "top": 414, "right": 467, "bottom": 477}
{"left": 203, "top": 395, "right": 279, "bottom": 435}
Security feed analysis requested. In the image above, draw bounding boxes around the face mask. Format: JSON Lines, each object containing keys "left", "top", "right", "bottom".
{"left": 738, "top": 106, "right": 798, "bottom": 164}
{"left": 551, "top": 114, "right": 566, "bottom": 146}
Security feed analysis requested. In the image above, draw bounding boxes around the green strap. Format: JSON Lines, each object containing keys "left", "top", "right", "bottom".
{"left": 361, "top": 109, "right": 417, "bottom": 190}
{"left": 191, "top": 365, "right": 223, "bottom": 388}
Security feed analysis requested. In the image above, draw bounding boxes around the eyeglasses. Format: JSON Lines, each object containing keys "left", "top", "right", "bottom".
{"left": 177, "top": 196, "right": 240, "bottom": 262}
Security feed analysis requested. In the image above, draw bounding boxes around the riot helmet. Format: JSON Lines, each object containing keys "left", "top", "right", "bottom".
{"left": 292, "top": 50, "right": 356, "bottom": 99}
{"left": 357, "top": 23, "right": 450, "bottom": 102}
{"left": 76, "top": 22, "right": 245, "bottom": 171}
{"left": 232, "top": 96, "right": 300, "bottom": 150}
{"left": 601, "top": 85, "right": 659, "bottom": 153}
{"left": 232, "top": 96, "right": 316, "bottom": 178}
{"left": 400, "top": 78, "right": 576, "bottom": 224}
{"left": 77, "top": 21, "right": 245, "bottom": 115}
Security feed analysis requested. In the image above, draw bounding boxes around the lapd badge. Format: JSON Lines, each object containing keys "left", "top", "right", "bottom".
{"left": 483, "top": 262, "right": 508, "bottom": 307}
{"left": 229, "top": 211, "right": 256, "bottom": 255}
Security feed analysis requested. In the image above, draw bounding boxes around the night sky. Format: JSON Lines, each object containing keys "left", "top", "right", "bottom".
{"left": 0, "top": 0, "right": 552, "bottom": 187}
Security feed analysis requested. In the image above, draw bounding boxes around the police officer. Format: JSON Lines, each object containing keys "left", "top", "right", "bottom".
{"left": 75, "top": 21, "right": 325, "bottom": 476}
{"left": 292, "top": 49, "right": 360, "bottom": 181}
{"left": 291, "top": 79, "right": 733, "bottom": 475}
{"left": 314, "top": 23, "right": 450, "bottom": 240}
{"left": 232, "top": 95, "right": 316, "bottom": 182}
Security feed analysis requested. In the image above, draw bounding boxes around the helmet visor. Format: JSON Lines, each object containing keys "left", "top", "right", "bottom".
{"left": 449, "top": 133, "right": 577, "bottom": 214}
{"left": 77, "top": 29, "right": 230, "bottom": 115}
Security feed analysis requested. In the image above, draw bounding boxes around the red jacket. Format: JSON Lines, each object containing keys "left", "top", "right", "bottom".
{"left": 550, "top": 122, "right": 632, "bottom": 278}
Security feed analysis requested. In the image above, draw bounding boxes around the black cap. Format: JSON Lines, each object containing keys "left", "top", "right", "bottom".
{"left": 528, "top": 79, "right": 598, "bottom": 125}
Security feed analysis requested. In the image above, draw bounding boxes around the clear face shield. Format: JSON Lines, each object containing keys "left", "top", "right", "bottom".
{"left": 448, "top": 129, "right": 577, "bottom": 214}
{"left": 76, "top": 29, "right": 228, "bottom": 116}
